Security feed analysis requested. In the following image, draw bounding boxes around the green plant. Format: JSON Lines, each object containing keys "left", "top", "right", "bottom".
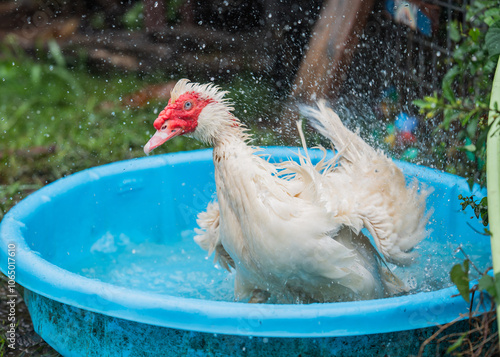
{"left": 414, "top": 0, "right": 500, "bottom": 187}
{"left": 122, "top": 2, "right": 144, "bottom": 30}
{"left": 417, "top": 248, "right": 499, "bottom": 356}
{"left": 459, "top": 194, "right": 489, "bottom": 227}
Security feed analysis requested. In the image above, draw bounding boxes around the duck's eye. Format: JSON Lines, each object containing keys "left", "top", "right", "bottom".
{"left": 184, "top": 101, "right": 193, "bottom": 110}
{"left": 161, "top": 123, "right": 167, "bottom": 130}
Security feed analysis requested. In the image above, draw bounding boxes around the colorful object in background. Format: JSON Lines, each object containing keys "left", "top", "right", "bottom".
{"left": 384, "top": 123, "right": 397, "bottom": 146}
{"left": 399, "top": 131, "right": 416, "bottom": 143}
{"left": 385, "top": 0, "right": 440, "bottom": 37}
{"left": 395, "top": 112, "right": 418, "bottom": 132}
{"left": 384, "top": 112, "right": 419, "bottom": 148}
{"left": 402, "top": 147, "right": 419, "bottom": 161}
{"left": 395, "top": 112, "right": 418, "bottom": 145}
{"left": 383, "top": 112, "right": 420, "bottom": 161}
{"left": 376, "top": 87, "right": 420, "bottom": 161}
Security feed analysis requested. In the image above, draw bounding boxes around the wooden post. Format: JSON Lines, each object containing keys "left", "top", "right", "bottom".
{"left": 291, "top": 0, "right": 375, "bottom": 103}
{"left": 144, "top": 0, "right": 165, "bottom": 34}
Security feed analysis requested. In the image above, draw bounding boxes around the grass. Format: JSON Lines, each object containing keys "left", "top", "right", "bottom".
{"left": 0, "top": 44, "right": 197, "bottom": 213}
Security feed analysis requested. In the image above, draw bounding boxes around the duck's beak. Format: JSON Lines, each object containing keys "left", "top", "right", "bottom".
{"left": 144, "top": 125, "right": 181, "bottom": 155}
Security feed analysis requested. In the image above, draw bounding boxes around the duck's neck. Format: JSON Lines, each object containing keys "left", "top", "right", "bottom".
{"left": 207, "top": 110, "right": 261, "bottom": 218}
{"left": 211, "top": 120, "right": 261, "bottom": 208}
{"left": 212, "top": 129, "right": 256, "bottom": 167}
{"left": 213, "top": 118, "right": 251, "bottom": 146}
{"left": 211, "top": 128, "right": 259, "bottom": 259}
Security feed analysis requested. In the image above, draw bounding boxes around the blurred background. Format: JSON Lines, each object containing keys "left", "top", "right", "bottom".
{"left": 0, "top": 0, "right": 498, "bottom": 354}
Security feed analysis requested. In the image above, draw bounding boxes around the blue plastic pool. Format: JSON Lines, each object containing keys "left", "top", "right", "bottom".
{"left": 0, "top": 148, "right": 490, "bottom": 356}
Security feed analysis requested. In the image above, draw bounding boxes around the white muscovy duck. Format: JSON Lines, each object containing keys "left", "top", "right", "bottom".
{"left": 144, "top": 79, "right": 431, "bottom": 303}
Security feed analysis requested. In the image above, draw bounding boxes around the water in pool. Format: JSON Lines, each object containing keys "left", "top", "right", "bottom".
{"left": 70, "top": 230, "right": 236, "bottom": 301}
{"left": 68, "top": 225, "right": 491, "bottom": 302}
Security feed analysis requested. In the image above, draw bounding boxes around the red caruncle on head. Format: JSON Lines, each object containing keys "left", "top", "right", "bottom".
{"left": 144, "top": 92, "right": 213, "bottom": 155}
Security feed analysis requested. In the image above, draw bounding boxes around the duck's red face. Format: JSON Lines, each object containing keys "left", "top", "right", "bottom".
{"left": 144, "top": 92, "right": 213, "bottom": 155}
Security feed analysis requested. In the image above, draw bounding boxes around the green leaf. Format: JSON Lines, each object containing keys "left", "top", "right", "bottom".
{"left": 47, "top": 40, "right": 66, "bottom": 68}
{"left": 494, "top": 272, "right": 500, "bottom": 295}
{"left": 467, "top": 177, "right": 475, "bottom": 191}
{"left": 51, "top": 67, "right": 83, "bottom": 99}
{"left": 469, "top": 28, "right": 482, "bottom": 43}
{"left": 30, "top": 64, "right": 42, "bottom": 85}
{"left": 450, "top": 260, "right": 470, "bottom": 303}
{"left": 449, "top": 21, "right": 461, "bottom": 42}
{"left": 446, "top": 333, "right": 466, "bottom": 353}
{"left": 478, "top": 274, "right": 497, "bottom": 300}
{"left": 466, "top": 115, "right": 479, "bottom": 137}
{"left": 413, "top": 99, "right": 433, "bottom": 109}
{"left": 443, "top": 108, "right": 459, "bottom": 130}
{"left": 459, "top": 143, "right": 477, "bottom": 152}
{"left": 484, "top": 8, "right": 500, "bottom": 20}
{"left": 123, "top": 2, "right": 144, "bottom": 30}
{"left": 13, "top": 99, "right": 35, "bottom": 119}
{"left": 485, "top": 21, "right": 500, "bottom": 57}
{"left": 442, "top": 66, "right": 460, "bottom": 102}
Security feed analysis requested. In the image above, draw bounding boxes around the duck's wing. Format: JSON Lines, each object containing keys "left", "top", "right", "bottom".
{"left": 333, "top": 228, "right": 410, "bottom": 297}
{"left": 301, "top": 101, "right": 432, "bottom": 266}
{"left": 194, "top": 201, "right": 235, "bottom": 271}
